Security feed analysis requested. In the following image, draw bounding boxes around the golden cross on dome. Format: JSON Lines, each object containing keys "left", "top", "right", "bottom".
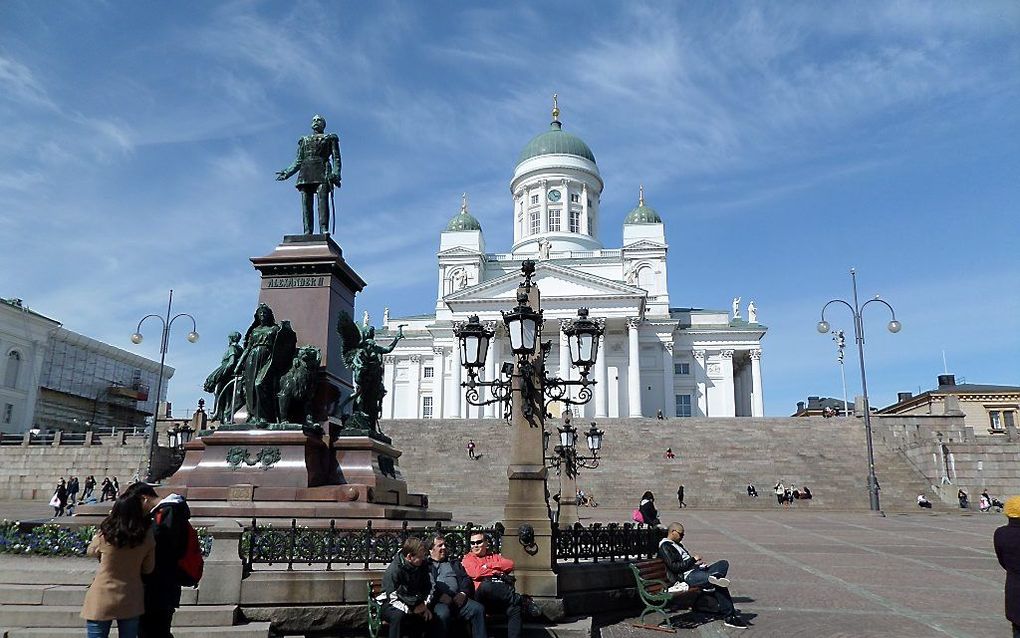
{"left": 639, "top": 184, "right": 645, "bottom": 206}
{"left": 552, "top": 93, "right": 560, "bottom": 121}
{"left": 461, "top": 192, "right": 468, "bottom": 213}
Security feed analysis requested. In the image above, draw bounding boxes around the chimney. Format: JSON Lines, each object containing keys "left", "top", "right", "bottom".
{"left": 937, "top": 374, "right": 956, "bottom": 388}
{"left": 797, "top": 401, "right": 805, "bottom": 412}
{"left": 897, "top": 392, "right": 913, "bottom": 403}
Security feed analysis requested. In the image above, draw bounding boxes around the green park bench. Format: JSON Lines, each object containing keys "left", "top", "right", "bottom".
{"left": 628, "top": 558, "right": 701, "bottom": 628}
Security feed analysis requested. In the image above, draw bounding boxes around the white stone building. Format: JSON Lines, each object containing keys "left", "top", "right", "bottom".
{"left": 378, "top": 103, "right": 766, "bottom": 420}
{"left": 0, "top": 297, "right": 169, "bottom": 433}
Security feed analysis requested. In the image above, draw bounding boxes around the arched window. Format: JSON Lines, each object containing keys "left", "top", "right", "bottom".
{"left": 4, "top": 351, "right": 22, "bottom": 389}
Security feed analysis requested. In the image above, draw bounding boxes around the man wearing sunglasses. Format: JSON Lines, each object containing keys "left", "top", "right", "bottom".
{"left": 461, "top": 532, "right": 535, "bottom": 638}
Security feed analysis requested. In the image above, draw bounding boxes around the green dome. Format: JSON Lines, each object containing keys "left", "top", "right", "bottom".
{"left": 517, "top": 121, "right": 596, "bottom": 165}
{"left": 624, "top": 187, "right": 662, "bottom": 224}
{"left": 445, "top": 195, "right": 482, "bottom": 231}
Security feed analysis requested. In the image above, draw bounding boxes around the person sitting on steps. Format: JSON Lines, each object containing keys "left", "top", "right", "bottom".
{"left": 657, "top": 522, "right": 747, "bottom": 629}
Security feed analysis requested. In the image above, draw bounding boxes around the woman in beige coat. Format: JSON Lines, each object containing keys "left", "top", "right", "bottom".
{"left": 81, "top": 491, "right": 156, "bottom": 638}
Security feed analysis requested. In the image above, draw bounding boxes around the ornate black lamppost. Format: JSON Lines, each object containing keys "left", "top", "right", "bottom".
{"left": 454, "top": 261, "right": 604, "bottom": 424}
{"left": 131, "top": 289, "right": 199, "bottom": 481}
{"left": 544, "top": 420, "right": 604, "bottom": 525}
{"left": 452, "top": 260, "right": 604, "bottom": 596}
{"left": 817, "top": 268, "right": 901, "bottom": 512}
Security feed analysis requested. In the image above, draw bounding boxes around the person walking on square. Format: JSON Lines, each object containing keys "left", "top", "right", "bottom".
{"left": 466, "top": 439, "right": 476, "bottom": 460}
{"left": 774, "top": 481, "right": 789, "bottom": 508}
{"left": 994, "top": 496, "right": 1020, "bottom": 637}
{"left": 68, "top": 476, "right": 80, "bottom": 506}
{"left": 658, "top": 522, "right": 747, "bottom": 629}
{"left": 677, "top": 484, "right": 687, "bottom": 508}
{"left": 959, "top": 488, "right": 969, "bottom": 509}
{"left": 112, "top": 478, "right": 120, "bottom": 500}
{"left": 81, "top": 492, "right": 156, "bottom": 638}
{"left": 52, "top": 479, "right": 68, "bottom": 517}
{"left": 83, "top": 475, "right": 96, "bottom": 501}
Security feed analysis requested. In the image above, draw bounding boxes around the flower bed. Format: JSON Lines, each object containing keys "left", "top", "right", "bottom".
{"left": 0, "top": 520, "right": 212, "bottom": 557}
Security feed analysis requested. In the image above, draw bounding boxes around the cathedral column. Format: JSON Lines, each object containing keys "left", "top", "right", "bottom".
{"left": 693, "top": 350, "right": 707, "bottom": 417}
{"left": 581, "top": 184, "right": 590, "bottom": 237}
{"left": 450, "top": 341, "right": 462, "bottom": 418}
{"left": 627, "top": 318, "right": 643, "bottom": 418}
{"left": 540, "top": 179, "right": 549, "bottom": 233}
{"left": 594, "top": 329, "right": 608, "bottom": 418}
{"left": 409, "top": 355, "right": 422, "bottom": 418}
{"left": 432, "top": 347, "right": 445, "bottom": 419}
{"left": 720, "top": 350, "right": 736, "bottom": 417}
{"left": 484, "top": 322, "right": 498, "bottom": 418}
{"left": 661, "top": 341, "right": 675, "bottom": 417}
{"left": 383, "top": 356, "right": 397, "bottom": 419}
{"left": 750, "top": 348, "right": 764, "bottom": 417}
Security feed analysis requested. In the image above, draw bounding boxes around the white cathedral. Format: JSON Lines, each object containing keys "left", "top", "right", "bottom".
{"left": 378, "top": 100, "right": 766, "bottom": 420}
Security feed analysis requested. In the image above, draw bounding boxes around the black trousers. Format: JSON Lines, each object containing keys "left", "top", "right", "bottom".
{"left": 474, "top": 580, "right": 523, "bottom": 638}
{"left": 380, "top": 605, "right": 443, "bottom": 638}
{"left": 139, "top": 609, "right": 175, "bottom": 638}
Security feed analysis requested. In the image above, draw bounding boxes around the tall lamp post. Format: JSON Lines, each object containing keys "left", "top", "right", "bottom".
{"left": 131, "top": 289, "right": 199, "bottom": 481}
{"left": 817, "top": 268, "right": 901, "bottom": 512}
{"left": 453, "top": 260, "right": 604, "bottom": 597}
{"left": 544, "top": 421, "right": 604, "bottom": 525}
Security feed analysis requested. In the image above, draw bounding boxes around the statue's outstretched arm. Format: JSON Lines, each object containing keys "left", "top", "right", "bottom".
{"left": 276, "top": 139, "right": 302, "bottom": 180}
{"left": 379, "top": 326, "right": 405, "bottom": 354}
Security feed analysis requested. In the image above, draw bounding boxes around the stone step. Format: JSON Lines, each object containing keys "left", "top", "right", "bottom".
{"left": 0, "top": 586, "right": 198, "bottom": 608}
{"left": 2, "top": 622, "right": 271, "bottom": 638}
{"left": 0, "top": 605, "right": 237, "bottom": 629}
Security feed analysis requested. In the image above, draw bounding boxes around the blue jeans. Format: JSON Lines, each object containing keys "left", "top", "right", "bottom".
{"left": 434, "top": 598, "right": 487, "bottom": 638}
{"left": 683, "top": 560, "right": 735, "bottom": 617}
{"left": 86, "top": 617, "right": 140, "bottom": 638}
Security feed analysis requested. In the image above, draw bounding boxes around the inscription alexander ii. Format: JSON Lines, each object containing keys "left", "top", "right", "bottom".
{"left": 263, "top": 276, "right": 327, "bottom": 289}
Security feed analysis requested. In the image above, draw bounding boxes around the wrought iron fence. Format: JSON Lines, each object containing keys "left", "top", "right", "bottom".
{"left": 552, "top": 522, "right": 665, "bottom": 563}
{"left": 242, "top": 519, "right": 503, "bottom": 570}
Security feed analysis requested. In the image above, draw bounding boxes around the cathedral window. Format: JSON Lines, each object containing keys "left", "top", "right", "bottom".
{"left": 2, "top": 403, "right": 11, "bottom": 424}
{"left": 529, "top": 211, "right": 540, "bottom": 235}
{"left": 675, "top": 394, "right": 692, "bottom": 417}
{"left": 548, "top": 209, "right": 561, "bottom": 232}
{"left": 423, "top": 366, "right": 434, "bottom": 378}
{"left": 569, "top": 210, "right": 581, "bottom": 233}
{"left": 422, "top": 396, "right": 433, "bottom": 419}
{"left": 530, "top": 194, "right": 539, "bottom": 206}
{"left": 674, "top": 362, "right": 690, "bottom": 375}
{"left": 570, "top": 193, "right": 580, "bottom": 203}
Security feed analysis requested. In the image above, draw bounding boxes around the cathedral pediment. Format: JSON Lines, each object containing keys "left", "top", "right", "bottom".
{"left": 444, "top": 262, "right": 646, "bottom": 304}
{"left": 438, "top": 246, "right": 483, "bottom": 257}
{"left": 622, "top": 239, "right": 667, "bottom": 250}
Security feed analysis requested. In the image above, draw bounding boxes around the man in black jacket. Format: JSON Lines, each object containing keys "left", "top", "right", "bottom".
{"left": 658, "top": 522, "right": 746, "bottom": 629}
{"left": 994, "top": 496, "right": 1020, "bottom": 637}
{"left": 382, "top": 537, "right": 442, "bottom": 638}
{"left": 428, "top": 534, "right": 486, "bottom": 638}
{"left": 128, "top": 484, "right": 191, "bottom": 638}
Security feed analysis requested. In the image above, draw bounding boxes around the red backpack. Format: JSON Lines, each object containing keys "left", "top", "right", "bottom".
{"left": 155, "top": 508, "right": 204, "bottom": 587}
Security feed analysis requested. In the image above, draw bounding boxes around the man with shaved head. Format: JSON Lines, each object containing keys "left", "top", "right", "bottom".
{"left": 658, "top": 522, "right": 746, "bottom": 629}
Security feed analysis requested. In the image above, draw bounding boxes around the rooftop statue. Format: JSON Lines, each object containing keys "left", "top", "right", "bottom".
{"left": 336, "top": 311, "right": 404, "bottom": 435}
{"left": 237, "top": 304, "right": 296, "bottom": 426}
{"left": 276, "top": 114, "right": 342, "bottom": 235}
{"left": 203, "top": 331, "right": 242, "bottom": 423}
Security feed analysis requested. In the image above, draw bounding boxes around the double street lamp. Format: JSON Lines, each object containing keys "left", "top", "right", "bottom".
{"left": 817, "top": 268, "right": 901, "bottom": 512}
{"left": 544, "top": 420, "right": 605, "bottom": 525}
{"left": 454, "top": 260, "right": 605, "bottom": 424}
{"left": 131, "top": 289, "right": 199, "bottom": 481}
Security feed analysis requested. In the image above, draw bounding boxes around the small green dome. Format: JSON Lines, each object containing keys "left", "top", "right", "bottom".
{"left": 517, "top": 121, "right": 596, "bottom": 165}
{"left": 445, "top": 194, "right": 482, "bottom": 231}
{"left": 624, "top": 186, "right": 662, "bottom": 224}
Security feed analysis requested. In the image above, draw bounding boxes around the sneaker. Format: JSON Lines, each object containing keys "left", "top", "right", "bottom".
{"left": 723, "top": 615, "right": 748, "bottom": 629}
{"left": 666, "top": 582, "right": 690, "bottom": 593}
{"left": 708, "top": 575, "right": 730, "bottom": 588}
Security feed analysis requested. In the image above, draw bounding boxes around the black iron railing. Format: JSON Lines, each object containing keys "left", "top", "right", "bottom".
{"left": 242, "top": 519, "right": 503, "bottom": 570}
{"left": 552, "top": 522, "right": 665, "bottom": 563}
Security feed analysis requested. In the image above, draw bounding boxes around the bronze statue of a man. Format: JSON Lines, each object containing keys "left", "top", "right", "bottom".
{"left": 276, "top": 114, "right": 342, "bottom": 235}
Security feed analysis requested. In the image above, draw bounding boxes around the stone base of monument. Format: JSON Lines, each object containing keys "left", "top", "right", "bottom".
{"left": 75, "top": 428, "right": 451, "bottom": 525}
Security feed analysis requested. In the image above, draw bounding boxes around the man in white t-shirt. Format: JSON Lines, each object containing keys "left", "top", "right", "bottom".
{"left": 657, "top": 522, "right": 746, "bottom": 629}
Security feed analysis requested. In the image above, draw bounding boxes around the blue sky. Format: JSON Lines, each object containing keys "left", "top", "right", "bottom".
{"left": 1, "top": 1, "right": 1018, "bottom": 417}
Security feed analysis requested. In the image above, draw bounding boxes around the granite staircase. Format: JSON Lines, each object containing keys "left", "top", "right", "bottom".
{"left": 385, "top": 416, "right": 940, "bottom": 515}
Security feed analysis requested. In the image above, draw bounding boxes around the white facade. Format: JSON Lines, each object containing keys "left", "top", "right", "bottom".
{"left": 379, "top": 106, "right": 766, "bottom": 420}
{"left": 0, "top": 297, "right": 170, "bottom": 433}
